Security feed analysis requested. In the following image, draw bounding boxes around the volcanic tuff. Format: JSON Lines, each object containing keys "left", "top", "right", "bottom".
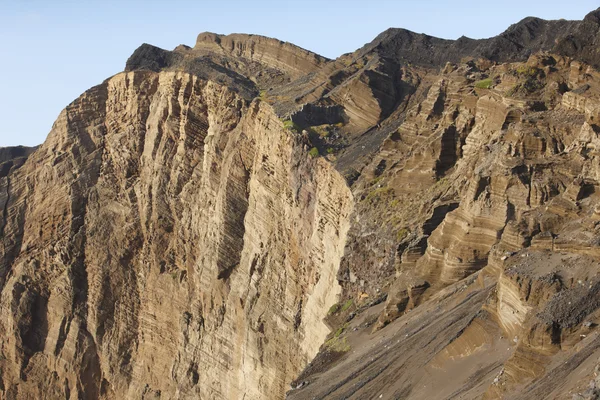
{"left": 4, "top": 8, "right": 600, "bottom": 400}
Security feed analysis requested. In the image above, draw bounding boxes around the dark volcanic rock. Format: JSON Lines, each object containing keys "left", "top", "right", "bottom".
{"left": 554, "top": 9, "right": 600, "bottom": 69}
{"left": 125, "top": 43, "right": 182, "bottom": 72}
{"left": 356, "top": 15, "right": 581, "bottom": 68}
{"left": 0, "top": 146, "right": 37, "bottom": 165}
{"left": 126, "top": 43, "right": 257, "bottom": 99}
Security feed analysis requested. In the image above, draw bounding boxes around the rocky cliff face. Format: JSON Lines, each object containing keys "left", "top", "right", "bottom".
{"left": 0, "top": 72, "right": 351, "bottom": 399}
{"left": 5, "top": 8, "right": 600, "bottom": 400}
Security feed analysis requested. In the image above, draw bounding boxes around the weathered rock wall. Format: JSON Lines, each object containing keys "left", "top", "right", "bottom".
{"left": 0, "top": 71, "right": 353, "bottom": 400}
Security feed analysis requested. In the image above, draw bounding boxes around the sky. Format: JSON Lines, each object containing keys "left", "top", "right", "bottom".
{"left": 0, "top": 0, "right": 598, "bottom": 147}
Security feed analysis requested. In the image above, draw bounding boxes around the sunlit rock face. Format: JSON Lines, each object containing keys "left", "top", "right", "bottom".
{"left": 6, "top": 8, "right": 600, "bottom": 400}
{"left": 0, "top": 71, "right": 352, "bottom": 399}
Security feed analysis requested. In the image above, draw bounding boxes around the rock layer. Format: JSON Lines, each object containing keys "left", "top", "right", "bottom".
{"left": 0, "top": 71, "right": 352, "bottom": 399}
{"left": 6, "top": 7, "right": 600, "bottom": 400}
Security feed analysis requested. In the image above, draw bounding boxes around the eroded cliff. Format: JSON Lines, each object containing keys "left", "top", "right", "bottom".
{"left": 5, "top": 8, "right": 600, "bottom": 400}
{"left": 0, "top": 71, "right": 352, "bottom": 399}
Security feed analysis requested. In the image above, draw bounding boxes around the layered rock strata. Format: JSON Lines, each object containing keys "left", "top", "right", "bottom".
{"left": 6, "top": 8, "right": 600, "bottom": 400}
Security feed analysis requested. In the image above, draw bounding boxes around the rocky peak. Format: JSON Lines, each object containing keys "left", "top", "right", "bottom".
{"left": 584, "top": 7, "right": 600, "bottom": 25}
{"left": 0, "top": 146, "right": 36, "bottom": 165}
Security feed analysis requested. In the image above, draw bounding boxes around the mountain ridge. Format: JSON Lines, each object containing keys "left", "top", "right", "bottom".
{"left": 4, "top": 7, "right": 600, "bottom": 400}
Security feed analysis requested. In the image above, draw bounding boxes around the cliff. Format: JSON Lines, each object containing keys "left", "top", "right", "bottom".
{"left": 0, "top": 72, "right": 351, "bottom": 399}
{"left": 4, "top": 7, "right": 600, "bottom": 400}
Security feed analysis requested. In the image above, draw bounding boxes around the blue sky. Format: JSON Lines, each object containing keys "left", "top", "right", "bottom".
{"left": 0, "top": 0, "right": 598, "bottom": 147}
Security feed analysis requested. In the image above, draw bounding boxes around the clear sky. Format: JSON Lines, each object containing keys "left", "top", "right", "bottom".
{"left": 0, "top": 0, "right": 598, "bottom": 147}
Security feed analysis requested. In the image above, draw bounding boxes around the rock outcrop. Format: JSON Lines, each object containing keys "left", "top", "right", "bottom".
{"left": 0, "top": 72, "right": 352, "bottom": 399}
{"left": 6, "top": 7, "right": 600, "bottom": 400}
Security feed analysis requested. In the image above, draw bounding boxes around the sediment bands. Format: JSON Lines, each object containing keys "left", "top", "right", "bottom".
{"left": 5, "top": 8, "right": 600, "bottom": 400}
{"left": 0, "top": 71, "right": 352, "bottom": 399}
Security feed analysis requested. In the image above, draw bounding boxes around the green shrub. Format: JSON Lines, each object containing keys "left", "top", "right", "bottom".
{"left": 371, "top": 176, "right": 383, "bottom": 185}
{"left": 310, "top": 125, "right": 330, "bottom": 137}
{"left": 516, "top": 65, "right": 541, "bottom": 77}
{"left": 282, "top": 119, "right": 301, "bottom": 133}
{"left": 328, "top": 303, "right": 340, "bottom": 315}
{"left": 324, "top": 336, "right": 350, "bottom": 352}
{"left": 475, "top": 78, "right": 493, "bottom": 89}
{"left": 327, "top": 148, "right": 334, "bottom": 154}
{"left": 341, "top": 299, "right": 353, "bottom": 312}
{"left": 309, "top": 147, "right": 319, "bottom": 158}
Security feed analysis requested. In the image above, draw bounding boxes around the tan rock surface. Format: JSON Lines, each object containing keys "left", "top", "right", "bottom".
{"left": 0, "top": 71, "right": 352, "bottom": 399}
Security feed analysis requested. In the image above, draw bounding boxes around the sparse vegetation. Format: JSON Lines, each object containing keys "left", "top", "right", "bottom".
{"left": 475, "top": 78, "right": 493, "bottom": 89}
{"left": 503, "top": 65, "right": 545, "bottom": 97}
{"left": 505, "top": 79, "right": 544, "bottom": 97}
{"left": 516, "top": 65, "right": 541, "bottom": 77}
{"left": 505, "top": 84, "right": 519, "bottom": 97}
{"left": 396, "top": 227, "right": 410, "bottom": 241}
{"left": 328, "top": 303, "right": 340, "bottom": 315}
{"left": 327, "top": 148, "right": 334, "bottom": 154}
{"left": 282, "top": 119, "right": 301, "bottom": 133}
{"left": 309, "top": 125, "right": 331, "bottom": 137}
{"left": 364, "top": 186, "right": 394, "bottom": 203}
{"left": 324, "top": 322, "right": 351, "bottom": 352}
{"left": 328, "top": 299, "right": 354, "bottom": 315}
{"left": 325, "top": 336, "right": 350, "bottom": 352}
{"left": 341, "top": 299, "right": 354, "bottom": 312}
{"left": 309, "top": 147, "right": 320, "bottom": 158}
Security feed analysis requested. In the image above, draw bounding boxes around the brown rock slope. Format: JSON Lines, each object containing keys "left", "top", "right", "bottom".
{"left": 5, "top": 8, "right": 600, "bottom": 400}
{"left": 290, "top": 40, "right": 600, "bottom": 400}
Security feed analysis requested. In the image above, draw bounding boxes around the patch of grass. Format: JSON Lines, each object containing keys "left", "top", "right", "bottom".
{"left": 475, "top": 78, "right": 493, "bottom": 89}
{"left": 516, "top": 65, "right": 541, "bottom": 77}
{"left": 258, "top": 89, "right": 267, "bottom": 100}
{"left": 340, "top": 299, "right": 353, "bottom": 312}
{"left": 282, "top": 119, "right": 302, "bottom": 133}
{"left": 309, "top": 147, "right": 320, "bottom": 158}
{"left": 425, "top": 177, "right": 450, "bottom": 195}
{"left": 324, "top": 322, "right": 351, "bottom": 352}
{"left": 309, "top": 125, "right": 331, "bottom": 137}
{"left": 325, "top": 336, "right": 350, "bottom": 352}
{"left": 327, "top": 303, "right": 340, "bottom": 315}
